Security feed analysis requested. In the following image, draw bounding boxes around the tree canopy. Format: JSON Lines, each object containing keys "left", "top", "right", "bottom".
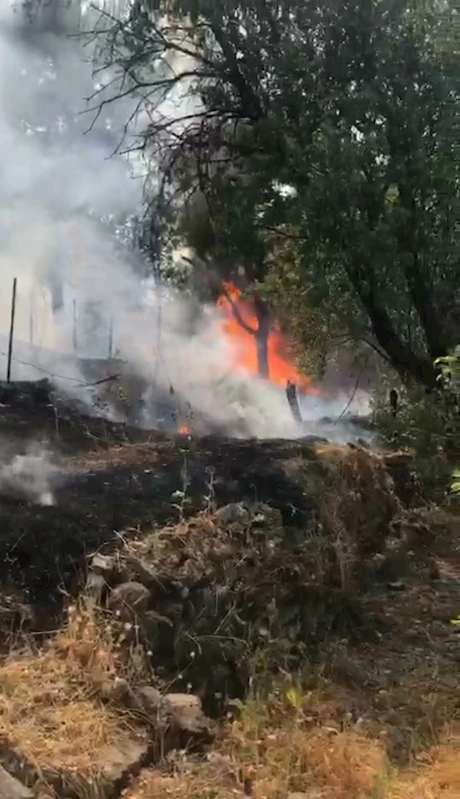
{"left": 86, "top": 0, "right": 460, "bottom": 384}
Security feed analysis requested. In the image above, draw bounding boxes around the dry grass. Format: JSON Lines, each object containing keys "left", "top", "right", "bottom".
{"left": 66, "top": 444, "right": 160, "bottom": 474}
{"left": 125, "top": 715, "right": 460, "bottom": 799}
{"left": 0, "top": 602, "right": 146, "bottom": 777}
{"left": 125, "top": 684, "right": 390, "bottom": 799}
{"left": 125, "top": 733, "right": 388, "bottom": 799}
{"left": 302, "top": 444, "right": 402, "bottom": 589}
{"left": 388, "top": 727, "right": 460, "bottom": 799}
{"left": 124, "top": 668, "right": 460, "bottom": 799}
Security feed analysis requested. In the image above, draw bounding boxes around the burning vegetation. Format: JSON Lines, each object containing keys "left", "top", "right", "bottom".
{"left": 0, "top": 396, "right": 457, "bottom": 798}
{"left": 217, "top": 281, "right": 320, "bottom": 394}
{"left": 0, "top": 1, "right": 457, "bottom": 798}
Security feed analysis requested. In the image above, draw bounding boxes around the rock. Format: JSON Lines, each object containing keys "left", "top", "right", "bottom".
{"left": 84, "top": 571, "right": 107, "bottom": 602}
{"left": 215, "top": 503, "right": 250, "bottom": 525}
{"left": 377, "top": 538, "right": 410, "bottom": 581}
{"left": 90, "top": 553, "right": 124, "bottom": 584}
{"left": 251, "top": 503, "right": 283, "bottom": 533}
{"left": 109, "top": 581, "right": 151, "bottom": 620}
{"left": 0, "top": 592, "right": 34, "bottom": 629}
{"left": 132, "top": 685, "right": 163, "bottom": 720}
{"left": 0, "top": 764, "right": 33, "bottom": 798}
{"left": 163, "top": 692, "right": 211, "bottom": 736}
{"left": 382, "top": 450, "right": 415, "bottom": 467}
{"left": 400, "top": 519, "right": 434, "bottom": 549}
{"left": 372, "top": 553, "right": 386, "bottom": 570}
{"left": 99, "top": 677, "right": 130, "bottom": 703}
{"left": 124, "top": 553, "right": 158, "bottom": 587}
{"left": 99, "top": 735, "right": 150, "bottom": 786}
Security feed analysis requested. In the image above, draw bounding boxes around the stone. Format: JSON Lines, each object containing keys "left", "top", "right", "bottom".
{"left": 124, "top": 553, "right": 158, "bottom": 587}
{"left": 90, "top": 553, "right": 123, "bottom": 584}
{"left": 99, "top": 735, "right": 149, "bottom": 785}
{"left": 0, "top": 592, "right": 34, "bottom": 629}
{"left": 382, "top": 450, "right": 415, "bottom": 466}
{"left": 109, "top": 581, "right": 151, "bottom": 620}
{"left": 163, "top": 692, "right": 211, "bottom": 735}
{"left": 84, "top": 571, "right": 107, "bottom": 602}
{"left": 0, "top": 764, "right": 33, "bottom": 798}
{"left": 251, "top": 504, "right": 283, "bottom": 537}
{"left": 133, "top": 686, "right": 163, "bottom": 720}
{"left": 215, "top": 503, "right": 250, "bottom": 525}
{"left": 99, "top": 677, "right": 130, "bottom": 703}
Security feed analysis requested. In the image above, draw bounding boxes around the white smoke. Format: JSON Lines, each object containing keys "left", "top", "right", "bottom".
{"left": 0, "top": 0, "right": 305, "bottom": 440}
{"left": 0, "top": 1, "right": 370, "bottom": 443}
{"left": 0, "top": 441, "right": 56, "bottom": 505}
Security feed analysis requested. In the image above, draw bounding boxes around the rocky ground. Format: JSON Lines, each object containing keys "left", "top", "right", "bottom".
{"left": 0, "top": 383, "right": 458, "bottom": 798}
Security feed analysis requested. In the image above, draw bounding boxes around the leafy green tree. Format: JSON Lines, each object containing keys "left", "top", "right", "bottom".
{"left": 92, "top": 0, "right": 459, "bottom": 386}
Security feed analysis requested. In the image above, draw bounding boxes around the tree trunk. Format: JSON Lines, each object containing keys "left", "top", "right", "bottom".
{"left": 349, "top": 273, "right": 438, "bottom": 388}
{"left": 397, "top": 184, "right": 449, "bottom": 359}
{"left": 254, "top": 297, "right": 271, "bottom": 378}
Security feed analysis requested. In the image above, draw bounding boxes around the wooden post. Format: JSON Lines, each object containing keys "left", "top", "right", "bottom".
{"left": 6, "top": 278, "right": 17, "bottom": 383}
{"left": 285, "top": 380, "right": 302, "bottom": 424}
{"left": 72, "top": 299, "right": 77, "bottom": 353}
{"left": 108, "top": 317, "right": 113, "bottom": 360}
{"left": 29, "top": 288, "right": 34, "bottom": 347}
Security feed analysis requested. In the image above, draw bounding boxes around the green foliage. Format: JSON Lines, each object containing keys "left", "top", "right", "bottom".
{"left": 373, "top": 346, "right": 460, "bottom": 496}
{"left": 93, "top": 0, "right": 460, "bottom": 388}
{"left": 373, "top": 385, "right": 451, "bottom": 489}
{"left": 434, "top": 345, "right": 460, "bottom": 395}
{"left": 435, "top": 345, "right": 460, "bottom": 495}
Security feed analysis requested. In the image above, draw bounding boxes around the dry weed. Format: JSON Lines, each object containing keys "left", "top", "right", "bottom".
{"left": 388, "top": 726, "right": 460, "bottom": 799}
{"left": 126, "top": 721, "right": 460, "bottom": 799}
{"left": 125, "top": 685, "right": 389, "bottom": 799}
{"left": 0, "top": 601, "right": 146, "bottom": 777}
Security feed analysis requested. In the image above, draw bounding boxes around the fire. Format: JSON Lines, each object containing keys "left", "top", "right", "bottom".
{"left": 178, "top": 424, "right": 191, "bottom": 435}
{"left": 217, "top": 282, "right": 320, "bottom": 395}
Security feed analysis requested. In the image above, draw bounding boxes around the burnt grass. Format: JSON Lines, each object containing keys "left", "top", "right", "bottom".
{"left": 0, "top": 385, "right": 458, "bottom": 767}
{"left": 2, "top": 438, "right": 315, "bottom": 602}
{"left": 0, "top": 390, "right": 317, "bottom": 620}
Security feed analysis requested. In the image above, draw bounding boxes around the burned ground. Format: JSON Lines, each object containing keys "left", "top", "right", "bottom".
{"left": 0, "top": 430, "right": 317, "bottom": 614}
{"left": 0, "top": 383, "right": 458, "bottom": 798}
{"left": 0, "top": 384, "right": 453, "bottom": 639}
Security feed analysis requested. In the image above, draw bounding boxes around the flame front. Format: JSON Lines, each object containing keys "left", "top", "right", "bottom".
{"left": 217, "top": 282, "right": 320, "bottom": 395}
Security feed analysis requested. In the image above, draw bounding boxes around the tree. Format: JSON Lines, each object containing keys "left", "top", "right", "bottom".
{"left": 92, "top": 0, "right": 459, "bottom": 387}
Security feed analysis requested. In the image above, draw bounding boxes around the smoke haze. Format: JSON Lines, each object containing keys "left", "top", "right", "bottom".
{"left": 0, "top": 1, "right": 371, "bottom": 444}
{"left": 0, "top": 439, "right": 56, "bottom": 505}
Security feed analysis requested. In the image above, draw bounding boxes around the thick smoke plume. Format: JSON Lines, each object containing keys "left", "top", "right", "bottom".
{"left": 0, "top": 1, "right": 370, "bottom": 443}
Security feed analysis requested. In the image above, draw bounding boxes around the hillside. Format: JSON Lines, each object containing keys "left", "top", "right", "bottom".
{"left": 0, "top": 384, "right": 458, "bottom": 798}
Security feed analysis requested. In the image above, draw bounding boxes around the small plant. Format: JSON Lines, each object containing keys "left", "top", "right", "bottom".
{"left": 373, "top": 347, "right": 460, "bottom": 499}
{"left": 434, "top": 345, "right": 460, "bottom": 498}
{"left": 171, "top": 453, "right": 192, "bottom": 519}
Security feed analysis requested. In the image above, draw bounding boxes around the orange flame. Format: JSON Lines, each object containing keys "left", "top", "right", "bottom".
{"left": 178, "top": 424, "right": 191, "bottom": 434}
{"left": 217, "top": 282, "right": 320, "bottom": 395}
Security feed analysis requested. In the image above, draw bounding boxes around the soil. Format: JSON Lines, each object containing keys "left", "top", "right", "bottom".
{"left": 0, "top": 382, "right": 458, "bottom": 797}
{"left": 0, "top": 407, "right": 316, "bottom": 616}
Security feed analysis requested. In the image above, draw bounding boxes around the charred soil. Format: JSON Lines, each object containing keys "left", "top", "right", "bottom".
{"left": 0, "top": 385, "right": 458, "bottom": 798}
